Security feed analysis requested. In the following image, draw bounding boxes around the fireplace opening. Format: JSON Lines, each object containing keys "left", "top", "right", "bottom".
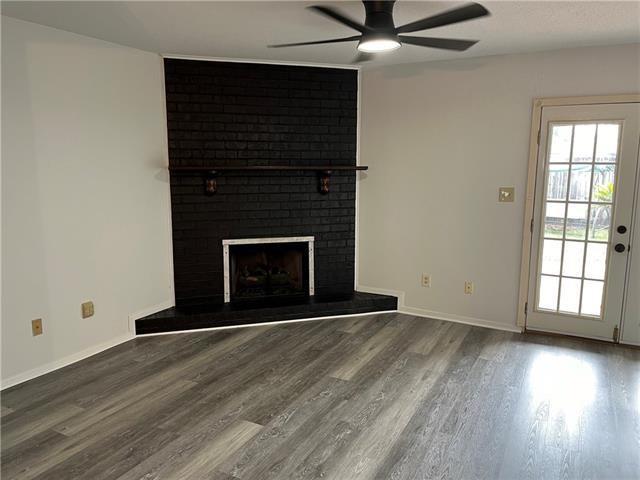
{"left": 229, "top": 242, "right": 310, "bottom": 302}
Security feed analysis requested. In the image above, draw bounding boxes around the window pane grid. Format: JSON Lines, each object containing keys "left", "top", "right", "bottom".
{"left": 577, "top": 128, "right": 599, "bottom": 314}
{"left": 542, "top": 237, "right": 609, "bottom": 244}
{"left": 533, "top": 273, "right": 608, "bottom": 282}
{"left": 536, "top": 121, "right": 620, "bottom": 319}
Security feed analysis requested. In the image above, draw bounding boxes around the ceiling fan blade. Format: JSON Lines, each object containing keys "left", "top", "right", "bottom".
{"left": 352, "top": 52, "right": 376, "bottom": 64}
{"left": 308, "top": 5, "right": 372, "bottom": 33}
{"left": 399, "top": 35, "right": 478, "bottom": 51}
{"left": 396, "top": 2, "right": 489, "bottom": 34}
{"left": 268, "top": 35, "right": 361, "bottom": 48}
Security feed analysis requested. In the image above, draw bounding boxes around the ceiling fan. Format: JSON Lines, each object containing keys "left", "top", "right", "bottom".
{"left": 269, "top": 1, "right": 490, "bottom": 62}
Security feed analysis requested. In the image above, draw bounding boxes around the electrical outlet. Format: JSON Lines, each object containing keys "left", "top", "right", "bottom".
{"left": 464, "top": 281, "right": 474, "bottom": 295}
{"left": 32, "top": 319, "right": 43, "bottom": 336}
{"left": 421, "top": 273, "right": 431, "bottom": 288}
{"left": 81, "top": 301, "right": 94, "bottom": 319}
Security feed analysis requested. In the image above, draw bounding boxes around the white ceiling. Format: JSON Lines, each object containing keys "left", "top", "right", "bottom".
{"left": 2, "top": 1, "right": 639, "bottom": 67}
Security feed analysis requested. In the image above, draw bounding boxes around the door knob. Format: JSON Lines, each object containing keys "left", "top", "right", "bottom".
{"left": 614, "top": 243, "right": 626, "bottom": 253}
{"left": 617, "top": 225, "right": 627, "bottom": 234}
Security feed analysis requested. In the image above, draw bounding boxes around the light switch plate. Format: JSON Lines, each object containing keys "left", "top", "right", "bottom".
{"left": 499, "top": 187, "right": 515, "bottom": 202}
{"left": 81, "top": 301, "right": 94, "bottom": 319}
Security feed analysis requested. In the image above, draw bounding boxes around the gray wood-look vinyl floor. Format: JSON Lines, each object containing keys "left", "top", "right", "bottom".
{"left": 2, "top": 313, "right": 639, "bottom": 480}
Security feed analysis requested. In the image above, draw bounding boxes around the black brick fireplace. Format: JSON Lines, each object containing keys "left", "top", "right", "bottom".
{"left": 135, "top": 59, "right": 397, "bottom": 334}
{"left": 165, "top": 59, "right": 358, "bottom": 307}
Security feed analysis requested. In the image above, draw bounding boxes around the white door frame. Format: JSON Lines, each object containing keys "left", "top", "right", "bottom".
{"left": 517, "top": 94, "right": 640, "bottom": 334}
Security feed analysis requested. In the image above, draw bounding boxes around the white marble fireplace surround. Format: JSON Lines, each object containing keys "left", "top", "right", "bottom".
{"left": 222, "top": 236, "right": 315, "bottom": 303}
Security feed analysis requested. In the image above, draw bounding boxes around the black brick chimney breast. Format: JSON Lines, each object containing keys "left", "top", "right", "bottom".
{"left": 164, "top": 59, "right": 358, "bottom": 306}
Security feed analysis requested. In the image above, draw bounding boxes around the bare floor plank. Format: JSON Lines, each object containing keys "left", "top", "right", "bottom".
{"left": 329, "top": 323, "right": 400, "bottom": 381}
{"left": 2, "top": 313, "right": 639, "bottom": 480}
{"left": 2, "top": 403, "right": 85, "bottom": 450}
{"left": 1, "top": 405, "right": 14, "bottom": 418}
{"left": 2, "top": 379, "right": 198, "bottom": 480}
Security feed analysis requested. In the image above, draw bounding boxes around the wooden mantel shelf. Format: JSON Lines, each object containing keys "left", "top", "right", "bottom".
{"left": 168, "top": 165, "right": 368, "bottom": 172}
{"left": 168, "top": 164, "right": 368, "bottom": 195}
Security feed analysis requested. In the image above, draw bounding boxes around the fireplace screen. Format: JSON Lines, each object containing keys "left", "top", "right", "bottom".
{"left": 228, "top": 242, "right": 310, "bottom": 301}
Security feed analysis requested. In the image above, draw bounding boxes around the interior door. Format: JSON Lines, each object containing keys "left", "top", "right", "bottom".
{"left": 527, "top": 103, "right": 640, "bottom": 341}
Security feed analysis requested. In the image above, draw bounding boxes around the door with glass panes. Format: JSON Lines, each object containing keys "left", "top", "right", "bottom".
{"left": 527, "top": 103, "right": 639, "bottom": 341}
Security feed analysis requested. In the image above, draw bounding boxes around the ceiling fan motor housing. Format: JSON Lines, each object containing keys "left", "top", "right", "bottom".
{"left": 361, "top": 0, "right": 400, "bottom": 45}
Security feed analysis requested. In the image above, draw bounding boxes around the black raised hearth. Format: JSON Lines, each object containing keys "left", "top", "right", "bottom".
{"left": 135, "top": 292, "right": 398, "bottom": 334}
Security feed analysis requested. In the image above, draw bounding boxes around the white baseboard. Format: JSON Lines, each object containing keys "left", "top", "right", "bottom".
{"left": 128, "top": 299, "right": 174, "bottom": 333}
{"left": 620, "top": 339, "right": 640, "bottom": 347}
{"left": 0, "top": 332, "right": 134, "bottom": 390}
{"left": 2, "top": 300, "right": 175, "bottom": 390}
{"left": 2, "top": 289, "right": 522, "bottom": 389}
{"left": 400, "top": 305, "right": 523, "bottom": 333}
{"left": 357, "top": 284, "right": 522, "bottom": 334}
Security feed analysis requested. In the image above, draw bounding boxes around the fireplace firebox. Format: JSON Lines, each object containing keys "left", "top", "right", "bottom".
{"left": 223, "top": 237, "right": 315, "bottom": 303}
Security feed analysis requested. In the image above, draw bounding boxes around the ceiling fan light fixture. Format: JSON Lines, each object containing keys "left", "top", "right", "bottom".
{"left": 269, "top": 1, "right": 489, "bottom": 60}
{"left": 357, "top": 37, "right": 401, "bottom": 53}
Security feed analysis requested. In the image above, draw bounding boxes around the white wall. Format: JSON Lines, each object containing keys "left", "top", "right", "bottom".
{"left": 622, "top": 176, "right": 640, "bottom": 346}
{"left": 357, "top": 44, "right": 640, "bottom": 332}
{"left": 1, "top": 17, "right": 174, "bottom": 385}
